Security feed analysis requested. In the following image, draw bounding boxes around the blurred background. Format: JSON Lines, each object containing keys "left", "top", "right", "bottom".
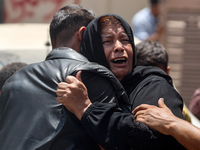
{"left": 0, "top": 0, "right": 200, "bottom": 109}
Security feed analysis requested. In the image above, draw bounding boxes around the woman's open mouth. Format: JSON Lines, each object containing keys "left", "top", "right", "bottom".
{"left": 111, "top": 58, "right": 127, "bottom": 64}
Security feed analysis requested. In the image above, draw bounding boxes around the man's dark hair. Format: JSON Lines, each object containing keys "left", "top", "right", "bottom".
{"left": 136, "top": 40, "right": 168, "bottom": 72}
{"left": 150, "top": 0, "right": 160, "bottom": 5}
{"left": 0, "top": 62, "right": 27, "bottom": 90}
{"left": 50, "top": 4, "right": 95, "bottom": 48}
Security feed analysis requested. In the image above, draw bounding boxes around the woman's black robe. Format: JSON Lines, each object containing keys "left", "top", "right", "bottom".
{"left": 80, "top": 14, "right": 186, "bottom": 150}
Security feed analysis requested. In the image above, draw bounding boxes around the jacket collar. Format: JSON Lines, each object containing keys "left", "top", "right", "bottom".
{"left": 45, "top": 47, "right": 88, "bottom": 62}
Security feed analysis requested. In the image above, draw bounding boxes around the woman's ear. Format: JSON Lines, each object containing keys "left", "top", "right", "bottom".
{"left": 78, "top": 26, "right": 86, "bottom": 41}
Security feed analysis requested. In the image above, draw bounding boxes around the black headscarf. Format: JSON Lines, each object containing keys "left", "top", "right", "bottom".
{"left": 81, "top": 14, "right": 137, "bottom": 71}
{"left": 80, "top": 14, "right": 172, "bottom": 97}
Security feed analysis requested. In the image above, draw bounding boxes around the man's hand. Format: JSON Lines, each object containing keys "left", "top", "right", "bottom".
{"left": 56, "top": 71, "right": 92, "bottom": 120}
{"left": 133, "top": 98, "right": 175, "bottom": 135}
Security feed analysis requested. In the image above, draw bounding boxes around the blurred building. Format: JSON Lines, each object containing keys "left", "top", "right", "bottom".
{"left": 161, "top": 0, "right": 200, "bottom": 107}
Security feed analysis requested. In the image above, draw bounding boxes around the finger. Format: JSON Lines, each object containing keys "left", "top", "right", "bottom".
{"left": 66, "top": 75, "right": 77, "bottom": 84}
{"left": 158, "top": 98, "right": 167, "bottom": 108}
{"left": 76, "top": 71, "right": 82, "bottom": 82}
{"left": 56, "top": 97, "right": 64, "bottom": 103}
{"left": 135, "top": 116, "right": 145, "bottom": 122}
{"left": 132, "top": 105, "right": 145, "bottom": 114}
{"left": 134, "top": 110, "right": 146, "bottom": 119}
{"left": 132, "top": 104, "right": 153, "bottom": 114}
{"left": 58, "top": 82, "right": 69, "bottom": 89}
{"left": 56, "top": 89, "right": 67, "bottom": 96}
{"left": 158, "top": 98, "right": 172, "bottom": 113}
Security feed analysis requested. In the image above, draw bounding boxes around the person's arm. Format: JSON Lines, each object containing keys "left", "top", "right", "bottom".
{"left": 56, "top": 77, "right": 157, "bottom": 149}
{"left": 56, "top": 71, "right": 91, "bottom": 120}
{"left": 56, "top": 73, "right": 184, "bottom": 150}
{"left": 133, "top": 98, "right": 200, "bottom": 150}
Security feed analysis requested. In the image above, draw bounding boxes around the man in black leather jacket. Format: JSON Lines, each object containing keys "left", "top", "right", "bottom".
{"left": 0, "top": 5, "right": 129, "bottom": 150}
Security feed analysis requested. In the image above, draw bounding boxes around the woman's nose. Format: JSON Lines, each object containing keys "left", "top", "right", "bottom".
{"left": 113, "top": 40, "right": 124, "bottom": 53}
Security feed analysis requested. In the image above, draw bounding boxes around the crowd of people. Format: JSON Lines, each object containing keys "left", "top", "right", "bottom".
{"left": 0, "top": 1, "right": 200, "bottom": 150}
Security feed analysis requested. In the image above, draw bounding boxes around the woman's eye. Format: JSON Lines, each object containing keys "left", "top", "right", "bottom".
{"left": 121, "top": 39, "right": 130, "bottom": 43}
{"left": 103, "top": 40, "right": 112, "bottom": 44}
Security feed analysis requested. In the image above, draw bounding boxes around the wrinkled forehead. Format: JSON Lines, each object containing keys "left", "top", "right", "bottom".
{"left": 101, "top": 24, "right": 128, "bottom": 38}
{"left": 98, "top": 16, "right": 127, "bottom": 35}
{"left": 98, "top": 16, "right": 122, "bottom": 29}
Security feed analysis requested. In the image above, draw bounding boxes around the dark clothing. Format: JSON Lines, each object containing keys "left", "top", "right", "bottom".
{"left": 122, "top": 66, "right": 184, "bottom": 118}
{"left": 81, "top": 66, "right": 185, "bottom": 150}
{"left": 80, "top": 14, "right": 186, "bottom": 150}
{"left": 0, "top": 47, "right": 129, "bottom": 150}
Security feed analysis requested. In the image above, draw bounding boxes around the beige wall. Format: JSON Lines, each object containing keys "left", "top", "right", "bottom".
{"left": 4, "top": 0, "right": 148, "bottom": 25}
{"left": 81, "top": 0, "right": 148, "bottom": 25}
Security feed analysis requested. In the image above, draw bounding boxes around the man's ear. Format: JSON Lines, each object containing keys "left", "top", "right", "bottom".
{"left": 166, "top": 66, "right": 170, "bottom": 75}
{"left": 78, "top": 26, "right": 86, "bottom": 41}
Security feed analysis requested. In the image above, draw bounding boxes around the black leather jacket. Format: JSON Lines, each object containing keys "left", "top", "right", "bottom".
{"left": 0, "top": 47, "right": 129, "bottom": 150}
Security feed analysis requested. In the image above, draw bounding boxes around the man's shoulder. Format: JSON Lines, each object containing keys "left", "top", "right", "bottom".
{"left": 48, "top": 47, "right": 89, "bottom": 62}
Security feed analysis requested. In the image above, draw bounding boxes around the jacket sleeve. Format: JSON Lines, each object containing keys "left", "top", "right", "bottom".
{"left": 81, "top": 102, "right": 157, "bottom": 150}
{"left": 81, "top": 102, "right": 186, "bottom": 150}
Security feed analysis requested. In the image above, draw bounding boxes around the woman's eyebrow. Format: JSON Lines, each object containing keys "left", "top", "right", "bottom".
{"left": 101, "top": 33, "right": 113, "bottom": 38}
{"left": 121, "top": 32, "right": 128, "bottom": 36}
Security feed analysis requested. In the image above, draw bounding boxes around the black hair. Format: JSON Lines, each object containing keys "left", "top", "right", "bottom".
{"left": 50, "top": 4, "right": 95, "bottom": 48}
{"left": 136, "top": 40, "right": 168, "bottom": 72}
{"left": 150, "top": 0, "right": 161, "bottom": 5}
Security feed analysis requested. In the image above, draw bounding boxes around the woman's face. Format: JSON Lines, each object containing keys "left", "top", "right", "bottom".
{"left": 101, "top": 24, "right": 133, "bottom": 81}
